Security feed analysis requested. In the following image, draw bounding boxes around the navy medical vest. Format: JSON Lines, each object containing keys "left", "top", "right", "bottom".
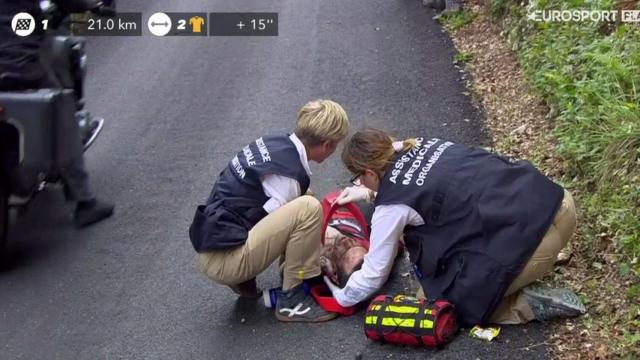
{"left": 189, "top": 134, "right": 310, "bottom": 252}
{"left": 374, "top": 137, "right": 564, "bottom": 325}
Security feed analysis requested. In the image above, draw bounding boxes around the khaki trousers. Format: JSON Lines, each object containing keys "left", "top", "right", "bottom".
{"left": 489, "top": 189, "right": 577, "bottom": 324}
{"left": 198, "top": 195, "right": 323, "bottom": 291}
{"left": 416, "top": 190, "right": 577, "bottom": 325}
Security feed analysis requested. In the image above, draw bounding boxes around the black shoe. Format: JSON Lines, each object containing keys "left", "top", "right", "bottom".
{"left": 275, "top": 284, "right": 338, "bottom": 323}
{"left": 523, "top": 282, "right": 586, "bottom": 321}
{"left": 228, "top": 278, "right": 261, "bottom": 298}
{"left": 303, "top": 275, "right": 325, "bottom": 287}
{"left": 74, "top": 199, "right": 114, "bottom": 228}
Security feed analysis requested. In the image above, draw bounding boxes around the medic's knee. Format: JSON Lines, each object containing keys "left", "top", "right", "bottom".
{"left": 298, "top": 195, "right": 322, "bottom": 219}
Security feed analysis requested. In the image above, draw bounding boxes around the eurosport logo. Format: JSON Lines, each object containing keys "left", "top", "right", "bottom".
{"left": 528, "top": 10, "right": 640, "bottom": 23}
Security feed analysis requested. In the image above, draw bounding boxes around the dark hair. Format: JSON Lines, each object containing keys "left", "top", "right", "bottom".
{"left": 336, "top": 258, "right": 364, "bottom": 288}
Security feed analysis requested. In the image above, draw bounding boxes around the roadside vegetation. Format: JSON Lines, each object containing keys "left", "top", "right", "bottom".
{"left": 438, "top": 0, "right": 639, "bottom": 357}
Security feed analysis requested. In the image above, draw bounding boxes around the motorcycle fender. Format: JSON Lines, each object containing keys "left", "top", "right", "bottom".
{"left": 0, "top": 89, "right": 72, "bottom": 195}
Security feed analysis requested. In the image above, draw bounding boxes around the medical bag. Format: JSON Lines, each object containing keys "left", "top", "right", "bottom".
{"left": 364, "top": 294, "right": 457, "bottom": 347}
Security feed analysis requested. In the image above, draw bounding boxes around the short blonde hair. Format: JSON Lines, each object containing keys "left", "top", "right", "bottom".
{"left": 295, "top": 99, "right": 349, "bottom": 146}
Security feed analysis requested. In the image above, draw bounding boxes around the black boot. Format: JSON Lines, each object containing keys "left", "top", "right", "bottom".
{"left": 228, "top": 278, "right": 261, "bottom": 298}
{"left": 74, "top": 198, "right": 114, "bottom": 228}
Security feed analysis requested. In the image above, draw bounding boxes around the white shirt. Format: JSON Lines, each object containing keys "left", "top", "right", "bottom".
{"left": 260, "top": 133, "right": 312, "bottom": 213}
{"left": 334, "top": 141, "right": 425, "bottom": 307}
{"left": 334, "top": 204, "right": 424, "bottom": 306}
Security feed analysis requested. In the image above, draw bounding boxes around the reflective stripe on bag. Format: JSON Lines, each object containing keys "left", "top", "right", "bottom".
{"left": 363, "top": 294, "right": 458, "bottom": 347}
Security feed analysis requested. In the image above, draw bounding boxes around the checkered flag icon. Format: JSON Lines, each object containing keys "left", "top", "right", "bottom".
{"left": 15, "top": 18, "right": 31, "bottom": 31}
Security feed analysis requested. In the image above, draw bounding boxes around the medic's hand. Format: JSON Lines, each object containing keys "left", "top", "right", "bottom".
{"left": 335, "top": 186, "right": 373, "bottom": 205}
{"left": 323, "top": 276, "right": 341, "bottom": 298}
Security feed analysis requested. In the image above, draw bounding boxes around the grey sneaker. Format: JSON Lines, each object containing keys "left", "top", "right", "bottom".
{"left": 275, "top": 284, "right": 338, "bottom": 323}
{"left": 523, "top": 282, "right": 586, "bottom": 321}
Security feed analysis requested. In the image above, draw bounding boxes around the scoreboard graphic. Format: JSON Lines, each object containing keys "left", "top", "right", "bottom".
{"left": 11, "top": 12, "right": 279, "bottom": 37}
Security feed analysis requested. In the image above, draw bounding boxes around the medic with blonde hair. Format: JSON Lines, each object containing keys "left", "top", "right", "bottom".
{"left": 190, "top": 100, "right": 349, "bottom": 323}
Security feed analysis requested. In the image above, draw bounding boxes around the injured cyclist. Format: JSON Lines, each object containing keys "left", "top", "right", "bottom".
{"left": 320, "top": 226, "right": 367, "bottom": 288}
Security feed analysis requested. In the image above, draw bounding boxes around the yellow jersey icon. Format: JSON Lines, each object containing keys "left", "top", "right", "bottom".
{"left": 189, "top": 16, "right": 205, "bottom": 33}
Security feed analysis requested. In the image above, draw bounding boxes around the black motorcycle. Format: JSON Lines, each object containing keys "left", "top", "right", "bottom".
{"left": 0, "top": 1, "right": 114, "bottom": 251}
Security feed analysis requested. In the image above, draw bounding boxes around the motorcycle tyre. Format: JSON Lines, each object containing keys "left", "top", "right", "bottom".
{"left": 0, "top": 180, "right": 8, "bottom": 254}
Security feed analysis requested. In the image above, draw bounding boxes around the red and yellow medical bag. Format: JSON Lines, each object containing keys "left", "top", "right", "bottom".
{"left": 364, "top": 294, "right": 458, "bottom": 347}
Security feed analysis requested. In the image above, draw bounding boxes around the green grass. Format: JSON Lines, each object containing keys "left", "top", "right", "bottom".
{"left": 490, "top": 0, "right": 640, "bottom": 257}
{"left": 436, "top": 9, "right": 477, "bottom": 31}
{"left": 486, "top": 0, "right": 640, "bottom": 355}
{"left": 454, "top": 51, "right": 473, "bottom": 64}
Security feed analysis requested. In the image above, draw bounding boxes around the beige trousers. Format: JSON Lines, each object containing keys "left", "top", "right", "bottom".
{"left": 489, "top": 189, "right": 577, "bottom": 324}
{"left": 417, "top": 190, "right": 577, "bottom": 325}
{"left": 198, "top": 195, "right": 323, "bottom": 291}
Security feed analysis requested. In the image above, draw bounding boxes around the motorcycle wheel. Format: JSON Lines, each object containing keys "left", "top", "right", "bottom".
{"left": 0, "top": 180, "right": 8, "bottom": 252}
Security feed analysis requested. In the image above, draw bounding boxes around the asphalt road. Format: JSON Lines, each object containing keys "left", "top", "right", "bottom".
{"left": 1, "top": 0, "right": 548, "bottom": 359}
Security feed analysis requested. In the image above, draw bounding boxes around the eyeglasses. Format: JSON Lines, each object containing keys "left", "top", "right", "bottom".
{"left": 349, "top": 173, "right": 362, "bottom": 186}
